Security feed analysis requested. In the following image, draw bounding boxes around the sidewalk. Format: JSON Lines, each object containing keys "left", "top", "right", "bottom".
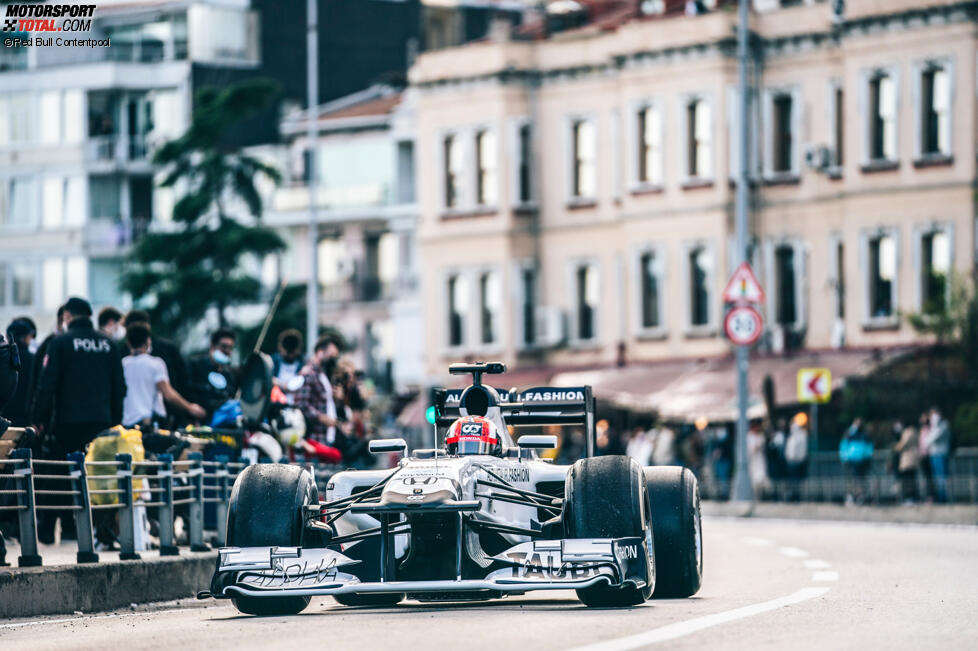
{"left": 702, "top": 500, "right": 978, "bottom": 526}
{"left": 0, "top": 537, "right": 216, "bottom": 619}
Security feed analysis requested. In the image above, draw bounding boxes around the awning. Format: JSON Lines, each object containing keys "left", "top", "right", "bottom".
{"left": 550, "top": 348, "right": 908, "bottom": 424}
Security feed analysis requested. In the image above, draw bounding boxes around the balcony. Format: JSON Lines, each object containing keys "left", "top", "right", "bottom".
{"left": 82, "top": 217, "right": 149, "bottom": 255}
{"left": 320, "top": 275, "right": 418, "bottom": 306}
{"left": 84, "top": 135, "right": 150, "bottom": 165}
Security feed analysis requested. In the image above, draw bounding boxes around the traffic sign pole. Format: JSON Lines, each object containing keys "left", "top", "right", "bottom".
{"left": 732, "top": 0, "right": 752, "bottom": 504}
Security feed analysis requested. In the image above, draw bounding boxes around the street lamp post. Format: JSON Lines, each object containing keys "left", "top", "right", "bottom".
{"left": 305, "top": 0, "right": 319, "bottom": 356}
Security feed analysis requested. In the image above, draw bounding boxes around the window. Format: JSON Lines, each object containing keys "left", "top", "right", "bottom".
{"left": 443, "top": 134, "right": 462, "bottom": 209}
{"left": 517, "top": 123, "right": 532, "bottom": 204}
{"left": 575, "top": 263, "right": 598, "bottom": 341}
{"left": 11, "top": 261, "right": 34, "bottom": 307}
{"left": 42, "top": 177, "right": 64, "bottom": 229}
{"left": 63, "top": 90, "right": 84, "bottom": 144}
{"left": 687, "top": 98, "right": 712, "bottom": 178}
{"left": 5, "top": 93, "right": 32, "bottom": 144}
{"left": 0, "top": 264, "right": 5, "bottom": 306}
{"left": 639, "top": 251, "right": 661, "bottom": 330}
{"left": 688, "top": 246, "right": 712, "bottom": 327}
{"left": 868, "top": 234, "right": 896, "bottom": 318}
{"left": 572, "top": 119, "right": 596, "bottom": 199}
{"left": 920, "top": 64, "right": 950, "bottom": 157}
{"left": 40, "top": 91, "right": 61, "bottom": 145}
{"left": 447, "top": 274, "right": 467, "bottom": 347}
{"left": 772, "top": 94, "right": 793, "bottom": 173}
{"left": 475, "top": 130, "right": 497, "bottom": 206}
{"left": 479, "top": 271, "right": 500, "bottom": 345}
{"left": 833, "top": 84, "right": 844, "bottom": 167}
{"left": 2, "top": 178, "right": 37, "bottom": 228}
{"left": 868, "top": 72, "right": 896, "bottom": 161}
{"left": 520, "top": 266, "right": 536, "bottom": 346}
{"left": 920, "top": 230, "right": 950, "bottom": 314}
{"left": 637, "top": 105, "right": 663, "bottom": 185}
{"left": 774, "top": 245, "right": 797, "bottom": 325}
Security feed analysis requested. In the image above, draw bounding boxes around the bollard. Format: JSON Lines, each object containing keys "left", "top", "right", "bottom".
{"left": 115, "top": 453, "right": 141, "bottom": 560}
{"left": 157, "top": 454, "right": 179, "bottom": 556}
{"left": 67, "top": 452, "right": 98, "bottom": 563}
{"left": 187, "top": 452, "right": 210, "bottom": 552}
{"left": 215, "top": 455, "right": 230, "bottom": 547}
{"left": 12, "top": 448, "right": 42, "bottom": 567}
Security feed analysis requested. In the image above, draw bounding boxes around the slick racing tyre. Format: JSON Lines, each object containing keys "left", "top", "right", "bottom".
{"left": 564, "top": 456, "right": 653, "bottom": 607}
{"left": 645, "top": 466, "right": 703, "bottom": 598}
{"left": 333, "top": 592, "right": 404, "bottom": 607}
{"left": 226, "top": 464, "right": 321, "bottom": 616}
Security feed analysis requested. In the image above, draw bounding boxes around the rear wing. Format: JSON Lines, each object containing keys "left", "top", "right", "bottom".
{"left": 432, "top": 386, "right": 596, "bottom": 457}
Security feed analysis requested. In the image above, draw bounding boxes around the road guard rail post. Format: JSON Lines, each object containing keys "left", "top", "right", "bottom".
{"left": 156, "top": 454, "right": 179, "bottom": 556}
{"left": 186, "top": 452, "right": 209, "bottom": 552}
{"left": 4, "top": 449, "right": 41, "bottom": 566}
{"left": 114, "top": 453, "right": 140, "bottom": 560}
{"left": 67, "top": 451, "right": 98, "bottom": 563}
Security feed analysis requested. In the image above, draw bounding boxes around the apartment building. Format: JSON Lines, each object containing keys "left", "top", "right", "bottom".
{"left": 411, "top": 0, "right": 978, "bottom": 379}
{"left": 0, "top": 0, "right": 259, "bottom": 330}
{"left": 265, "top": 85, "right": 423, "bottom": 390}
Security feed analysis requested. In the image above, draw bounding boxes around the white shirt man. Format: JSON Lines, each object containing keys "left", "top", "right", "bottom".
{"left": 122, "top": 325, "right": 205, "bottom": 427}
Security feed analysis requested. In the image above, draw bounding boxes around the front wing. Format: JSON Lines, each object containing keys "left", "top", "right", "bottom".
{"left": 201, "top": 537, "right": 650, "bottom": 599}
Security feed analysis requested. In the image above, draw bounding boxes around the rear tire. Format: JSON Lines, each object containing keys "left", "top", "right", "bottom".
{"left": 564, "top": 456, "right": 653, "bottom": 607}
{"left": 226, "top": 464, "right": 320, "bottom": 616}
{"left": 645, "top": 466, "right": 702, "bottom": 598}
{"left": 333, "top": 593, "right": 404, "bottom": 607}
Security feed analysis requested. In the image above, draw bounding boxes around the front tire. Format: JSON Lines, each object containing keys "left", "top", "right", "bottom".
{"left": 226, "top": 464, "right": 320, "bottom": 616}
{"left": 645, "top": 466, "right": 702, "bottom": 598}
{"left": 564, "top": 456, "right": 653, "bottom": 607}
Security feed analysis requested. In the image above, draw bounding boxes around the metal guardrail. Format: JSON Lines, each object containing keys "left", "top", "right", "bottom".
{"left": 0, "top": 448, "right": 341, "bottom": 568}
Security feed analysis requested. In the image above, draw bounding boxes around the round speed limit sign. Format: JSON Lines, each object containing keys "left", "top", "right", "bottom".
{"left": 724, "top": 305, "right": 763, "bottom": 346}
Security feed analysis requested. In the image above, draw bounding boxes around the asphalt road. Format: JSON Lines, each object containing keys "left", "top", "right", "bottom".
{"left": 2, "top": 517, "right": 975, "bottom": 650}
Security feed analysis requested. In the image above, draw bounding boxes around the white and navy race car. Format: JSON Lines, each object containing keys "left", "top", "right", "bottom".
{"left": 200, "top": 362, "right": 702, "bottom": 615}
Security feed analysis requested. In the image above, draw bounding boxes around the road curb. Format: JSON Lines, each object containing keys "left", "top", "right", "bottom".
{"left": 702, "top": 500, "right": 978, "bottom": 526}
{"left": 0, "top": 552, "right": 216, "bottom": 619}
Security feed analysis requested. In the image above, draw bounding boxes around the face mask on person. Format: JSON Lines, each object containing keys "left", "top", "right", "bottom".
{"left": 320, "top": 355, "right": 338, "bottom": 376}
{"left": 114, "top": 325, "right": 126, "bottom": 341}
{"left": 28, "top": 339, "right": 40, "bottom": 355}
{"left": 213, "top": 350, "right": 231, "bottom": 365}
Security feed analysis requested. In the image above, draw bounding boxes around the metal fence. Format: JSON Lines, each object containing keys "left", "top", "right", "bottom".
{"left": 699, "top": 448, "right": 978, "bottom": 505}
{"left": 0, "top": 448, "right": 338, "bottom": 568}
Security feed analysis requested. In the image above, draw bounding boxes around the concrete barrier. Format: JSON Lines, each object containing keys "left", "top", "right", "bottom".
{"left": 0, "top": 552, "right": 216, "bottom": 619}
{"left": 703, "top": 500, "right": 978, "bottom": 526}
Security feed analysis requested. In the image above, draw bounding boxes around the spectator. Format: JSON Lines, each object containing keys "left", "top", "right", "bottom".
{"left": 840, "top": 417, "right": 874, "bottom": 505}
{"left": 711, "top": 425, "right": 734, "bottom": 498}
{"left": 926, "top": 407, "right": 951, "bottom": 503}
{"left": 122, "top": 310, "right": 189, "bottom": 403}
{"left": 747, "top": 420, "right": 769, "bottom": 500}
{"left": 188, "top": 328, "right": 239, "bottom": 420}
{"left": 122, "top": 324, "right": 205, "bottom": 427}
{"left": 28, "top": 305, "right": 68, "bottom": 430}
{"left": 272, "top": 329, "right": 305, "bottom": 405}
{"left": 32, "top": 297, "right": 125, "bottom": 543}
{"left": 893, "top": 420, "right": 920, "bottom": 504}
{"left": 626, "top": 426, "right": 654, "bottom": 466}
{"left": 784, "top": 414, "right": 809, "bottom": 489}
{"left": 294, "top": 335, "right": 346, "bottom": 453}
{"left": 652, "top": 426, "right": 676, "bottom": 466}
{"left": 767, "top": 419, "right": 788, "bottom": 484}
{"left": 330, "top": 363, "right": 371, "bottom": 468}
{"left": 97, "top": 306, "right": 125, "bottom": 341}
{"left": 3, "top": 318, "right": 36, "bottom": 427}
{"left": 917, "top": 412, "right": 934, "bottom": 501}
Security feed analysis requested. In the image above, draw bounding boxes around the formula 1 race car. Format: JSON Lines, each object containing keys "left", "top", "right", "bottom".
{"left": 199, "top": 362, "right": 702, "bottom": 614}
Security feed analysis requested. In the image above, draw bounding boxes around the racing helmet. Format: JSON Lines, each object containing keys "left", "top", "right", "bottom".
{"left": 446, "top": 415, "right": 502, "bottom": 456}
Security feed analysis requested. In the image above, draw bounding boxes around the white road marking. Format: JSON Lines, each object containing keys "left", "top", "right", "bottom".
{"left": 812, "top": 571, "right": 839, "bottom": 582}
{"left": 804, "top": 559, "right": 831, "bottom": 569}
{"left": 741, "top": 536, "right": 772, "bottom": 546}
{"left": 0, "top": 608, "right": 198, "bottom": 630}
{"left": 567, "top": 587, "right": 831, "bottom": 650}
{"left": 779, "top": 546, "right": 809, "bottom": 558}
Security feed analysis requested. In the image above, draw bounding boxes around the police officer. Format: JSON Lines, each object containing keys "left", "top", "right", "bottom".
{"left": 32, "top": 297, "right": 125, "bottom": 543}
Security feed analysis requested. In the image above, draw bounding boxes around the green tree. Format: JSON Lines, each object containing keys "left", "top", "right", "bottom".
{"left": 122, "top": 79, "right": 285, "bottom": 340}
{"left": 906, "top": 271, "right": 978, "bottom": 365}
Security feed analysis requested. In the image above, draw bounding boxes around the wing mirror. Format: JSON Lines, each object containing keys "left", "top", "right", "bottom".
{"left": 517, "top": 435, "right": 558, "bottom": 450}
{"left": 368, "top": 438, "right": 408, "bottom": 455}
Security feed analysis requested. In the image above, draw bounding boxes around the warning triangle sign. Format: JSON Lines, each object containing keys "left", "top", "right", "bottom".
{"left": 722, "top": 262, "right": 765, "bottom": 304}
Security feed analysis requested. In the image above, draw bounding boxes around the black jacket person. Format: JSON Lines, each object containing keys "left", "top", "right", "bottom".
{"left": 32, "top": 298, "right": 125, "bottom": 452}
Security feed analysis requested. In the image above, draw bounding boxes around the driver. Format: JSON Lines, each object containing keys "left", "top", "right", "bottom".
{"left": 446, "top": 415, "right": 502, "bottom": 456}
